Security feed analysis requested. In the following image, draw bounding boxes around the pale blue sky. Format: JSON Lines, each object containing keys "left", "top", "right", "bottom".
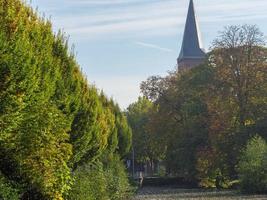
{"left": 30, "top": 0, "right": 267, "bottom": 109}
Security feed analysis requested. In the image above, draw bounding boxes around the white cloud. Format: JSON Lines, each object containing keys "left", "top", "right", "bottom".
{"left": 33, "top": 0, "right": 184, "bottom": 39}
{"left": 67, "top": 16, "right": 181, "bottom": 38}
{"left": 72, "top": 0, "right": 151, "bottom": 5}
{"left": 36, "top": 0, "right": 267, "bottom": 40}
{"left": 135, "top": 41, "right": 174, "bottom": 52}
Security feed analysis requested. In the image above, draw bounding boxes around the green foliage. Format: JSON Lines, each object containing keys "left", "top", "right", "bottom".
{"left": 104, "top": 155, "right": 133, "bottom": 200}
{"left": 0, "top": 0, "right": 132, "bottom": 199}
{"left": 0, "top": 172, "right": 20, "bottom": 200}
{"left": 238, "top": 136, "right": 267, "bottom": 194}
{"left": 17, "top": 102, "right": 72, "bottom": 200}
{"left": 137, "top": 25, "right": 267, "bottom": 190}
{"left": 116, "top": 114, "right": 132, "bottom": 157}
{"left": 139, "top": 67, "right": 211, "bottom": 179}
{"left": 68, "top": 156, "right": 133, "bottom": 200}
{"left": 100, "top": 95, "right": 132, "bottom": 158}
{"left": 196, "top": 148, "right": 231, "bottom": 189}
{"left": 70, "top": 87, "right": 107, "bottom": 166}
{"left": 127, "top": 97, "right": 161, "bottom": 163}
{"left": 68, "top": 162, "right": 109, "bottom": 200}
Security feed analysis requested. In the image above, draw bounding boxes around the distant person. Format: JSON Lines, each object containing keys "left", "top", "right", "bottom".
{"left": 138, "top": 171, "right": 143, "bottom": 187}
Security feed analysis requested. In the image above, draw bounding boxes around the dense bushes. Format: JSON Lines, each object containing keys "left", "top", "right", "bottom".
{"left": 68, "top": 155, "right": 132, "bottom": 200}
{"left": 0, "top": 172, "right": 19, "bottom": 200}
{"left": 0, "top": 0, "right": 132, "bottom": 199}
{"left": 104, "top": 155, "right": 132, "bottom": 200}
{"left": 68, "top": 162, "right": 109, "bottom": 200}
{"left": 238, "top": 136, "right": 267, "bottom": 194}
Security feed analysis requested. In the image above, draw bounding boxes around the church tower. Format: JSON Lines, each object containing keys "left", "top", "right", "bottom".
{"left": 178, "top": 0, "right": 206, "bottom": 71}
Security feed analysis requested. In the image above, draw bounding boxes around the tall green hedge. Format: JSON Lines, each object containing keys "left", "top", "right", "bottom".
{"left": 0, "top": 0, "right": 132, "bottom": 199}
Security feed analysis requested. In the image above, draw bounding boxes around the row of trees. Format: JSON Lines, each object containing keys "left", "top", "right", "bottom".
{"left": 127, "top": 25, "right": 267, "bottom": 192}
{"left": 0, "top": 1, "right": 132, "bottom": 199}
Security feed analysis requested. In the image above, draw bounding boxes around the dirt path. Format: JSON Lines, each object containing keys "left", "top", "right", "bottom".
{"left": 132, "top": 187, "right": 267, "bottom": 200}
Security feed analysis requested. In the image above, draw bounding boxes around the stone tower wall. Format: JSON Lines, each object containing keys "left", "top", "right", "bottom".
{"left": 178, "top": 58, "right": 205, "bottom": 71}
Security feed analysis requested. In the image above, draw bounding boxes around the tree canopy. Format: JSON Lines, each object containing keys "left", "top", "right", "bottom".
{"left": 129, "top": 24, "right": 267, "bottom": 187}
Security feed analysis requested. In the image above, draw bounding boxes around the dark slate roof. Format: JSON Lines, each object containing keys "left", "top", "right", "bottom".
{"left": 178, "top": 0, "right": 206, "bottom": 62}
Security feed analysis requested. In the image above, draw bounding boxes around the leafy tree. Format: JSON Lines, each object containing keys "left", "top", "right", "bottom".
{"left": 137, "top": 25, "right": 266, "bottom": 185}
{"left": 238, "top": 136, "right": 267, "bottom": 194}
{"left": 140, "top": 67, "right": 211, "bottom": 179}
{"left": 206, "top": 25, "right": 267, "bottom": 179}
{"left": 127, "top": 97, "right": 159, "bottom": 163}
{"left": 211, "top": 24, "right": 266, "bottom": 131}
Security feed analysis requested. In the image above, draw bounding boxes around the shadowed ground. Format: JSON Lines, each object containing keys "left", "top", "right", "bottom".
{"left": 132, "top": 187, "right": 267, "bottom": 200}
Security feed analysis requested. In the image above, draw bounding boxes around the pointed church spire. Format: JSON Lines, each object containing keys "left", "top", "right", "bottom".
{"left": 178, "top": 0, "right": 206, "bottom": 70}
